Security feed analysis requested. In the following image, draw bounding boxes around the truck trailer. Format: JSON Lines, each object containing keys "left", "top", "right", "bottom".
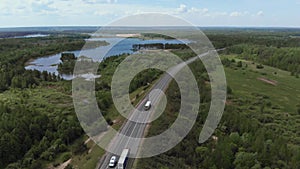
{"left": 117, "top": 148, "right": 129, "bottom": 169}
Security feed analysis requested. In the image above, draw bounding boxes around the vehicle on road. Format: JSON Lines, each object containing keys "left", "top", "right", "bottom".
{"left": 144, "top": 100, "right": 151, "bottom": 110}
{"left": 109, "top": 155, "right": 117, "bottom": 168}
{"left": 117, "top": 148, "right": 129, "bottom": 169}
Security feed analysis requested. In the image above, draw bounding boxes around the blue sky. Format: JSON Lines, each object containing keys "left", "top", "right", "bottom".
{"left": 1, "top": 0, "right": 300, "bottom": 27}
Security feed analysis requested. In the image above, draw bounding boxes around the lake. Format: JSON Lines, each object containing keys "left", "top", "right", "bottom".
{"left": 25, "top": 37, "right": 189, "bottom": 80}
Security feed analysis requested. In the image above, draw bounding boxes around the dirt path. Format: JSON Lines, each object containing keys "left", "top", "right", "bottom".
{"left": 84, "top": 137, "right": 91, "bottom": 145}
{"left": 49, "top": 159, "right": 71, "bottom": 169}
{"left": 257, "top": 77, "right": 278, "bottom": 86}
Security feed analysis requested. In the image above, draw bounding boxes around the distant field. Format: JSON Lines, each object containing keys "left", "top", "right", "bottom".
{"left": 223, "top": 54, "right": 300, "bottom": 113}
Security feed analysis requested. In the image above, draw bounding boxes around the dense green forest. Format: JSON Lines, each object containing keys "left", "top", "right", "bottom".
{"left": 0, "top": 29, "right": 300, "bottom": 169}
{"left": 225, "top": 44, "right": 300, "bottom": 76}
{"left": 0, "top": 82, "right": 83, "bottom": 168}
{"left": 0, "top": 35, "right": 88, "bottom": 92}
{"left": 208, "top": 32, "right": 300, "bottom": 76}
{"left": 0, "top": 48, "right": 164, "bottom": 168}
{"left": 0, "top": 35, "right": 89, "bottom": 168}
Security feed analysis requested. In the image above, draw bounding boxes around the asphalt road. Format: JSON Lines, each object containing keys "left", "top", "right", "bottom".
{"left": 98, "top": 51, "right": 211, "bottom": 169}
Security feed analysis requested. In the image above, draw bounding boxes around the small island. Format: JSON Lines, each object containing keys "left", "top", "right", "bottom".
{"left": 58, "top": 53, "right": 98, "bottom": 75}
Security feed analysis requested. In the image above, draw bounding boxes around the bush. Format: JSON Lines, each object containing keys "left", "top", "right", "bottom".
{"left": 72, "top": 142, "right": 87, "bottom": 155}
{"left": 256, "top": 64, "right": 264, "bottom": 69}
{"left": 65, "top": 164, "right": 73, "bottom": 169}
{"left": 40, "top": 151, "right": 54, "bottom": 161}
{"left": 61, "top": 153, "right": 71, "bottom": 162}
{"left": 53, "top": 162, "right": 60, "bottom": 167}
{"left": 106, "top": 117, "right": 114, "bottom": 126}
{"left": 237, "top": 61, "right": 243, "bottom": 67}
{"left": 227, "top": 86, "right": 233, "bottom": 94}
{"left": 31, "top": 161, "right": 42, "bottom": 169}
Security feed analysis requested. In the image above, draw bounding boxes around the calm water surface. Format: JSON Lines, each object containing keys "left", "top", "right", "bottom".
{"left": 25, "top": 37, "right": 189, "bottom": 80}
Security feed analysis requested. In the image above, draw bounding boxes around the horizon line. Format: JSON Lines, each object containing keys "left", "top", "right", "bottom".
{"left": 1, "top": 25, "right": 300, "bottom": 29}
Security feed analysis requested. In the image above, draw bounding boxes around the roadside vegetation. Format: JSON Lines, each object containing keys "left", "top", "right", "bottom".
{"left": 0, "top": 29, "right": 300, "bottom": 169}
{"left": 136, "top": 30, "right": 300, "bottom": 169}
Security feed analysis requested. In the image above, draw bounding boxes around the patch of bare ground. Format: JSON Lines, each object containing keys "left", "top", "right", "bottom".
{"left": 48, "top": 159, "right": 72, "bottom": 169}
{"left": 257, "top": 77, "right": 278, "bottom": 86}
{"left": 225, "top": 100, "right": 232, "bottom": 105}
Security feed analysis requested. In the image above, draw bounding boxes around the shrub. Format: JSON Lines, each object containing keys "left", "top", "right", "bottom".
{"left": 53, "top": 162, "right": 60, "bottom": 167}
{"left": 227, "top": 86, "right": 233, "bottom": 94}
{"left": 65, "top": 164, "right": 73, "bottom": 169}
{"left": 237, "top": 61, "right": 243, "bottom": 67}
{"left": 256, "top": 64, "right": 264, "bottom": 69}
{"left": 61, "top": 153, "right": 71, "bottom": 162}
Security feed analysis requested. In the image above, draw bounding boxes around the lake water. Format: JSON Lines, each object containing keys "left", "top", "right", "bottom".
{"left": 25, "top": 37, "right": 189, "bottom": 80}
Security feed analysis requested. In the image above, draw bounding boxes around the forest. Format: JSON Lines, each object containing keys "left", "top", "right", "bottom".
{"left": 0, "top": 35, "right": 88, "bottom": 168}
{"left": 225, "top": 44, "right": 300, "bottom": 76}
{"left": 0, "top": 35, "right": 88, "bottom": 92}
{"left": 0, "top": 29, "right": 299, "bottom": 169}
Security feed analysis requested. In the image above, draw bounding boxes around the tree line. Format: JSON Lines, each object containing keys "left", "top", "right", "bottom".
{"left": 225, "top": 44, "right": 300, "bottom": 76}
{"left": 132, "top": 43, "right": 189, "bottom": 50}
{"left": 0, "top": 35, "right": 87, "bottom": 92}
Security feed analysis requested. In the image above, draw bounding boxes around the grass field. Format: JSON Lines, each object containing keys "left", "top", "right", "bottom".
{"left": 222, "top": 54, "right": 300, "bottom": 146}
{"left": 223, "top": 55, "right": 300, "bottom": 113}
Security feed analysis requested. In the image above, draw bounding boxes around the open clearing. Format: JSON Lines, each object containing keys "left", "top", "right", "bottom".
{"left": 223, "top": 55, "right": 300, "bottom": 113}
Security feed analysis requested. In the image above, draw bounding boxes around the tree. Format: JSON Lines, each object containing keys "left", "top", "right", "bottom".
{"left": 61, "top": 53, "right": 76, "bottom": 62}
{"left": 195, "top": 146, "right": 209, "bottom": 161}
{"left": 237, "top": 61, "right": 243, "bottom": 67}
{"left": 256, "top": 64, "right": 264, "bottom": 69}
{"left": 254, "top": 129, "right": 265, "bottom": 153}
{"left": 291, "top": 150, "right": 300, "bottom": 169}
{"left": 234, "top": 152, "right": 257, "bottom": 169}
{"left": 212, "top": 137, "right": 234, "bottom": 169}
{"left": 230, "top": 132, "right": 241, "bottom": 145}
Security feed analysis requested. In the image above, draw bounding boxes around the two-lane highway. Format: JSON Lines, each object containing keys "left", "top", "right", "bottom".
{"left": 98, "top": 51, "right": 212, "bottom": 169}
{"left": 98, "top": 72, "right": 174, "bottom": 169}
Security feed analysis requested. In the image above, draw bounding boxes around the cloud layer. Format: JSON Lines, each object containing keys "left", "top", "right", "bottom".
{"left": 0, "top": 0, "right": 299, "bottom": 27}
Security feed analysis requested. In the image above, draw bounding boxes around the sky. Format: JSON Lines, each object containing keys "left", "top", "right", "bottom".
{"left": 1, "top": 0, "right": 300, "bottom": 28}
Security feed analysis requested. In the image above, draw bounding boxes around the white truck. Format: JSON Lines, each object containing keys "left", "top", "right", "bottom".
{"left": 144, "top": 100, "right": 151, "bottom": 110}
{"left": 117, "top": 148, "right": 129, "bottom": 169}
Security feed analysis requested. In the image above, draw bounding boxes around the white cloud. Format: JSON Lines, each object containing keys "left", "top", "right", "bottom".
{"left": 257, "top": 11, "right": 264, "bottom": 16}
{"left": 230, "top": 12, "right": 241, "bottom": 17}
{"left": 29, "top": 0, "right": 54, "bottom": 5}
{"left": 188, "top": 7, "right": 209, "bottom": 14}
{"left": 230, "top": 11, "right": 249, "bottom": 17}
{"left": 107, "top": 0, "right": 117, "bottom": 3}
{"left": 81, "top": 0, "right": 117, "bottom": 4}
{"left": 2, "top": 1, "right": 297, "bottom": 27}
{"left": 177, "top": 4, "right": 187, "bottom": 13}
{"left": 213, "top": 12, "right": 228, "bottom": 17}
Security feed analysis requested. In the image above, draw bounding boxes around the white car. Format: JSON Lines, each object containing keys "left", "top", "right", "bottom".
{"left": 109, "top": 155, "right": 117, "bottom": 168}
{"left": 144, "top": 100, "right": 151, "bottom": 110}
